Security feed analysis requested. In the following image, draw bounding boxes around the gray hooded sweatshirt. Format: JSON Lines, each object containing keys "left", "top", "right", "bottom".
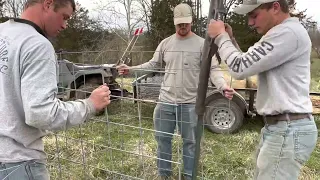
{"left": 0, "top": 19, "right": 95, "bottom": 163}
{"left": 214, "top": 17, "right": 313, "bottom": 115}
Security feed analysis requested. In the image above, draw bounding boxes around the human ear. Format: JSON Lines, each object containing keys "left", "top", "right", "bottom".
{"left": 42, "top": 0, "right": 54, "bottom": 11}
{"left": 272, "top": 1, "right": 281, "bottom": 14}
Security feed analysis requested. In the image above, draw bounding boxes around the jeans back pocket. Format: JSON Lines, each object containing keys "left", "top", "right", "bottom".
{"left": 26, "top": 161, "right": 50, "bottom": 180}
{"left": 294, "top": 129, "right": 318, "bottom": 165}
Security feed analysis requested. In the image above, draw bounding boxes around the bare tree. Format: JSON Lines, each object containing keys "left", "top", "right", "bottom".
{"left": 4, "top": 0, "right": 26, "bottom": 17}
{"left": 226, "top": 0, "right": 238, "bottom": 14}
{"left": 94, "top": 0, "right": 145, "bottom": 45}
{"left": 309, "top": 27, "right": 320, "bottom": 58}
{"left": 137, "top": 0, "right": 151, "bottom": 33}
{"left": 0, "top": 0, "right": 5, "bottom": 17}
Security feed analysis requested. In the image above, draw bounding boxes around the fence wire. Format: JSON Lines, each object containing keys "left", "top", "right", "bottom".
{"left": 28, "top": 50, "right": 319, "bottom": 180}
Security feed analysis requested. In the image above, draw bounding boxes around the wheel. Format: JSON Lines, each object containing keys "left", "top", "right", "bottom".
{"left": 204, "top": 98, "right": 244, "bottom": 134}
{"left": 136, "top": 73, "right": 162, "bottom": 101}
{"left": 75, "top": 79, "right": 104, "bottom": 116}
{"left": 75, "top": 82, "right": 99, "bottom": 99}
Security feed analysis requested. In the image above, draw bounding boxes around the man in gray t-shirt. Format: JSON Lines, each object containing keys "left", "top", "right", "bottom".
{"left": 117, "top": 3, "right": 235, "bottom": 180}
{"left": 208, "top": 0, "right": 318, "bottom": 179}
{"left": 0, "top": 0, "right": 111, "bottom": 179}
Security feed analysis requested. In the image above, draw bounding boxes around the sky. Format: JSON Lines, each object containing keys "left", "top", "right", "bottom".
{"left": 77, "top": 0, "right": 320, "bottom": 25}
{"left": 204, "top": 0, "right": 320, "bottom": 23}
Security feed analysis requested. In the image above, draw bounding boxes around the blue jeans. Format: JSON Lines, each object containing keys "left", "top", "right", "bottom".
{"left": 0, "top": 160, "right": 49, "bottom": 180}
{"left": 153, "top": 103, "right": 197, "bottom": 179}
{"left": 254, "top": 115, "right": 318, "bottom": 180}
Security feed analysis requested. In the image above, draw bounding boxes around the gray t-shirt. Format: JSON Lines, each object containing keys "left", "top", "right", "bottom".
{"left": 0, "top": 19, "right": 95, "bottom": 163}
{"left": 132, "top": 33, "right": 227, "bottom": 104}
{"left": 214, "top": 17, "right": 313, "bottom": 115}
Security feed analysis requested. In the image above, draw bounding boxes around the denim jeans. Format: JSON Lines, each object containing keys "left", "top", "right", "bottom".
{"left": 0, "top": 160, "right": 49, "bottom": 180}
{"left": 153, "top": 103, "right": 197, "bottom": 179}
{"left": 254, "top": 115, "right": 318, "bottom": 180}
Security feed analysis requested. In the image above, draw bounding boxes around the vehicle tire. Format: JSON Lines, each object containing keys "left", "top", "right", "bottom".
{"left": 75, "top": 79, "right": 104, "bottom": 116}
{"left": 75, "top": 82, "right": 99, "bottom": 99}
{"left": 136, "top": 73, "right": 162, "bottom": 100}
{"left": 204, "top": 98, "right": 244, "bottom": 134}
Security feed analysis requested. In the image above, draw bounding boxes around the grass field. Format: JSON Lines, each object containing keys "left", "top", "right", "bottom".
{"left": 311, "top": 56, "right": 320, "bottom": 92}
{"left": 44, "top": 99, "right": 320, "bottom": 180}
{"left": 44, "top": 53, "right": 320, "bottom": 179}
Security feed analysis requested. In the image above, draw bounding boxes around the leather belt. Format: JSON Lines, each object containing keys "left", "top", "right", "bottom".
{"left": 263, "top": 113, "right": 310, "bottom": 125}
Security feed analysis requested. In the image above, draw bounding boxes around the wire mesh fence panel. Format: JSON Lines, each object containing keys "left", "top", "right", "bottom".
{"left": 41, "top": 49, "right": 320, "bottom": 180}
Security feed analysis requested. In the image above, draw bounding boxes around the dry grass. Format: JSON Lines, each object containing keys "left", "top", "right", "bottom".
{"left": 44, "top": 54, "right": 320, "bottom": 179}
{"left": 44, "top": 100, "right": 320, "bottom": 180}
{"left": 221, "top": 72, "right": 258, "bottom": 89}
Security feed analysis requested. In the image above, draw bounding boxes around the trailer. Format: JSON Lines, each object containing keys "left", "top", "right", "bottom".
{"left": 132, "top": 72, "right": 320, "bottom": 134}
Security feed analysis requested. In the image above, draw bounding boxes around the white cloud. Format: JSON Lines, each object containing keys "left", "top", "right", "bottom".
{"left": 77, "top": 0, "right": 96, "bottom": 10}
{"left": 77, "top": 0, "right": 320, "bottom": 24}
{"left": 202, "top": 0, "right": 320, "bottom": 23}
{"left": 294, "top": 0, "right": 320, "bottom": 23}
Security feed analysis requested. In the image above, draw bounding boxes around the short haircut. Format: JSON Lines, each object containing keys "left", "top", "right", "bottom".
{"left": 24, "top": 0, "right": 76, "bottom": 12}
{"left": 259, "top": 0, "right": 290, "bottom": 13}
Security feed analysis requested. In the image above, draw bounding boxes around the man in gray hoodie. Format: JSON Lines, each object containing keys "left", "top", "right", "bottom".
{"left": 208, "top": 0, "right": 318, "bottom": 179}
{"left": 0, "top": 0, "right": 111, "bottom": 179}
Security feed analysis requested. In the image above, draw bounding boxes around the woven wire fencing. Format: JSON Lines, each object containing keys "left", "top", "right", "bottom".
{"left": 44, "top": 49, "right": 261, "bottom": 180}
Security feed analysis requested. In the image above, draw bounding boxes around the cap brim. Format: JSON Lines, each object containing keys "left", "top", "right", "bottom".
{"left": 233, "top": 4, "right": 261, "bottom": 15}
{"left": 174, "top": 17, "right": 192, "bottom": 25}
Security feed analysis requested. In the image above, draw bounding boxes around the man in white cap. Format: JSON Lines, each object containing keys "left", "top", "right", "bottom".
{"left": 207, "top": 0, "right": 318, "bottom": 179}
{"left": 117, "top": 3, "right": 234, "bottom": 180}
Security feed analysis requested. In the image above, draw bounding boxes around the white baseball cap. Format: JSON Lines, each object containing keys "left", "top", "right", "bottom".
{"left": 173, "top": 3, "right": 193, "bottom": 25}
{"left": 233, "top": 0, "right": 277, "bottom": 15}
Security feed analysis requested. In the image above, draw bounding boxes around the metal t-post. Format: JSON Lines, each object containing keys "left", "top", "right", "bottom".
{"left": 192, "top": 0, "right": 226, "bottom": 179}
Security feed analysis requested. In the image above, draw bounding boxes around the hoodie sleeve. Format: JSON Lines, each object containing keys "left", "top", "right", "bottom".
{"left": 131, "top": 38, "right": 169, "bottom": 70}
{"left": 21, "top": 40, "right": 96, "bottom": 131}
{"left": 209, "top": 55, "right": 227, "bottom": 92}
{"left": 214, "top": 26, "right": 298, "bottom": 80}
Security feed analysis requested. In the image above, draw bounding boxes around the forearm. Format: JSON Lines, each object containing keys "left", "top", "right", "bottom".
{"left": 25, "top": 97, "right": 96, "bottom": 131}
{"left": 214, "top": 32, "right": 247, "bottom": 79}
{"left": 211, "top": 73, "right": 227, "bottom": 93}
{"left": 210, "top": 56, "right": 228, "bottom": 92}
{"left": 231, "top": 37, "right": 241, "bottom": 51}
{"left": 131, "top": 61, "right": 158, "bottom": 70}
{"left": 22, "top": 59, "right": 96, "bottom": 131}
{"left": 214, "top": 30, "right": 297, "bottom": 80}
{"left": 129, "top": 56, "right": 164, "bottom": 76}
{"left": 130, "top": 39, "right": 167, "bottom": 72}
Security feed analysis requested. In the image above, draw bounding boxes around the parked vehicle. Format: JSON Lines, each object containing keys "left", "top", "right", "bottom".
{"left": 132, "top": 72, "right": 320, "bottom": 134}
{"left": 57, "top": 59, "right": 130, "bottom": 101}
{"left": 56, "top": 28, "right": 144, "bottom": 101}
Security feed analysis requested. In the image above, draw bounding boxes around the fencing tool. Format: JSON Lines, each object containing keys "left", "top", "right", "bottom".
{"left": 92, "top": 27, "right": 143, "bottom": 64}
{"left": 116, "top": 28, "right": 144, "bottom": 65}
{"left": 192, "top": 0, "right": 227, "bottom": 179}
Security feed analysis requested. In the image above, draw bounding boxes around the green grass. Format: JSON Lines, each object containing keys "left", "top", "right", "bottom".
{"left": 45, "top": 54, "right": 320, "bottom": 179}
{"left": 311, "top": 57, "right": 320, "bottom": 92}
{"left": 116, "top": 77, "right": 135, "bottom": 93}
{"left": 44, "top": 100, "right": 320, "bottom": 180}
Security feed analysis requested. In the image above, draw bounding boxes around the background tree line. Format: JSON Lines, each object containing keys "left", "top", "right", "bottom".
{"left": 0, "top": 0, "right": 318, "bottom": 63}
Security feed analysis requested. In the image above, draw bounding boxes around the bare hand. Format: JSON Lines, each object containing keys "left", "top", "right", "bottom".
{"left": 208, "top": 19, "right": 226, "bottom": 39}
{"left": 222, "top": 86, "right": 235, "bottom": 100}
{"left": 116, "top": 64, "right": 130, "bottom": 75}
{"left": 89, "top": 84, "right": 111, "bottom": 111}
{"left": 225, "top": 23, "right": 233, "bottom": 38}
